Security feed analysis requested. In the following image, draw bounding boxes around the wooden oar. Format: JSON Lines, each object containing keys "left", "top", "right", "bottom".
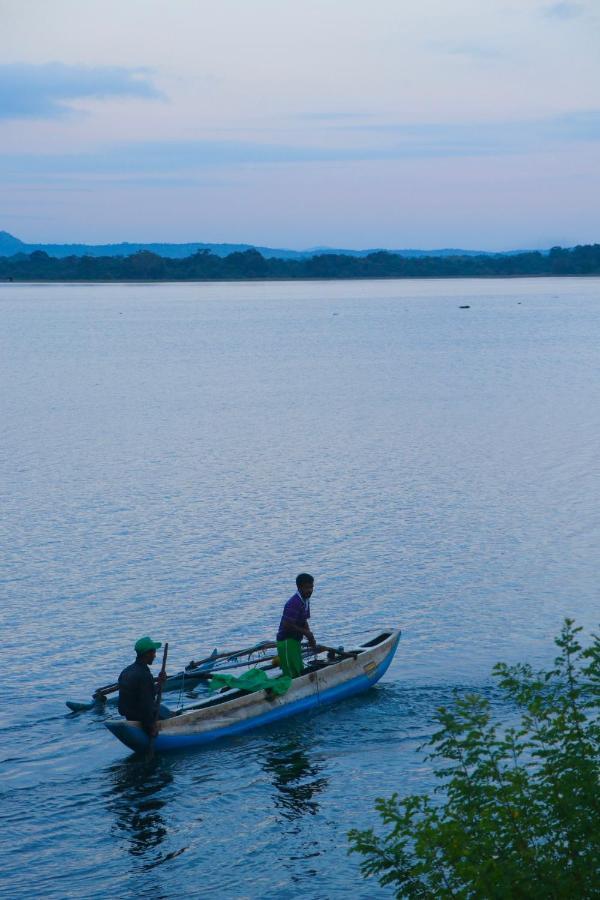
{"left": 154, "top": 642, "right": 169, "bottom": 720}
{"left": 148, "top": 642, "right": 169, "bottom": 754}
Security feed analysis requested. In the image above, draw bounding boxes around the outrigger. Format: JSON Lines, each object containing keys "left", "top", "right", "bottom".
{"left": 65, "top": 640, "right": 278, "bottom": 712}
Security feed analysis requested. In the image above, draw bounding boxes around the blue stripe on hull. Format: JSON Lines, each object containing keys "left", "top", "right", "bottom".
{"left": 105, "top": 633, "right": 400, "bottom": 754}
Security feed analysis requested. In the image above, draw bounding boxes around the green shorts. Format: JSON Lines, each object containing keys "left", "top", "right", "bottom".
{"left": 276, "top": 638, "right": 303, "bottom": 678}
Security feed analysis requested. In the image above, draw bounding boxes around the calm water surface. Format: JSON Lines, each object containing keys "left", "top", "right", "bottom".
{"left": 1, "top": 278, "right": 599, "bottom": 898}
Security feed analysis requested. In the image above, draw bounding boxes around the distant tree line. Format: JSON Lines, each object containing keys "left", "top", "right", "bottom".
{"left": 1, "top": 244, "right": 600, "bottom": 281}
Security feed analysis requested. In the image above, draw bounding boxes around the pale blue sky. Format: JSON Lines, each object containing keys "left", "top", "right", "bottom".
{"left": 1, "top": 0, "right": 599, "bottom": 249}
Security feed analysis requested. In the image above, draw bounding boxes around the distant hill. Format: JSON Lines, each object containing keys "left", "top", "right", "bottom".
{"left": 0, "top": 231, "right": 26, "bottom": 255}
{"left": 0, "top": 230, "right": 532, "bottom": 260}
{"left": 302, "top": 245, "right": 516, "bottom": 258}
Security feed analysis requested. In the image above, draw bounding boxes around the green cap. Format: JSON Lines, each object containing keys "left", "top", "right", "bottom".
{"left": 135, "top": 636, "right": 162, "bottom": 654}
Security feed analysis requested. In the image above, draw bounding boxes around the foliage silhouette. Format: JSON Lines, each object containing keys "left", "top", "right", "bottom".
{"left": 1, "top": 245, "right": 600, "bottom": 281}
{"left": 349, "top": 620, "right": 600, "bottom": 898}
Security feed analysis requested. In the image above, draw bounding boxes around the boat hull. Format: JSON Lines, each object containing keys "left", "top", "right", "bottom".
{"left": 105, "top": 629, "right": 400, "bottom": 753}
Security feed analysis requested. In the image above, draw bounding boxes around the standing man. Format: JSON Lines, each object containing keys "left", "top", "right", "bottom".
{"left": 276, "top": 573, "right": 317, "bottom": 678}
{"left": 118, "top": 636, "right": 166, "bottom": 736}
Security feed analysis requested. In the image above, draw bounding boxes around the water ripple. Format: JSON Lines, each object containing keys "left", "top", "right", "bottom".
{"left": 1, "top": 278, "right": 599, "bottom": 898}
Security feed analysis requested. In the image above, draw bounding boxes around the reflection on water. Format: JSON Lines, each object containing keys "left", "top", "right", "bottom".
{"left": 106, "top": 756, "right": 178, "bottom": 865}
{"left": 263, "top": 737, "right": 328, "bottom": 820}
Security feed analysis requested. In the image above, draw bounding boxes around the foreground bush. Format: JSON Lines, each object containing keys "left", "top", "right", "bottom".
{"left": 349, "top": 620, "right": 599, "bottom": 898}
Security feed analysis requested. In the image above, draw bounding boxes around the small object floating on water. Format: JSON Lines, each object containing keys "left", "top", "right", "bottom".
{"left": 459, "top": 305, "right": 470, "bottom": 309}
{"left": 104, "top": 629, "right": 401, "bottom": 754}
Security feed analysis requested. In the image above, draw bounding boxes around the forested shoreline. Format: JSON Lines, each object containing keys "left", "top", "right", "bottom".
{"left": 1, "top": 243, "right": 600, "bottom": 281}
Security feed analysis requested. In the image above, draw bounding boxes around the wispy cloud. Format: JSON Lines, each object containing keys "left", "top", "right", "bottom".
{"left": 0, "top": 63, "right": 162, "bottom": 119}
{"left": 293, "top": 112, "right": 375, "bottom": 122}
{"left": 335, "top": 110, "right": 600, "bottom": 146}
{"left": 0, "top": 141, "right": 359, "bottom": 176}
{"left": 1, "top": 111, "right": 599, "bottom": 180}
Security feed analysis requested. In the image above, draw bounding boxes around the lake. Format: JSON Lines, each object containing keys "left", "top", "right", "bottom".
{"left": 1, "top": 277, "right": 599, "bottom": 898}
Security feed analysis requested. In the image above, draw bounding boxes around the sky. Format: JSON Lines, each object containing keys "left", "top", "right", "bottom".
{"left": 1, "top": 0, "right": 599, "bottom": 250}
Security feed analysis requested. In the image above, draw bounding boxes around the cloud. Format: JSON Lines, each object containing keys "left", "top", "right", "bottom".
{"left": 293, "top": 112, "right": 375, "bottom": 121}
{"left": 0, "top": 140, "right": 382, "bottom": 178}
{"left": 0, "top": 62, "right": 162, "bottom": 119}
{"left": 1, "top": 111, "right": 599, "bottom": 181}
{"left": 337, "top": 110, "right": 600, "bottom": 148}
{"left": 543, "top": 2, "right": 584, "bottom": 19}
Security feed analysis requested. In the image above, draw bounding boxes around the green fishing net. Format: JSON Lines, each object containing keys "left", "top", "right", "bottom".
{"left": 208, "top": 668, "right": 292, "bottom": 696}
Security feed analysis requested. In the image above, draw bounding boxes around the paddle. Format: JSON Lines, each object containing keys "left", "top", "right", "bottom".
{"left": 154, "top": 642, "right": 169, "bottom": 720}
{"left": 148, "top": 642, "right": 169, "bottom": 753}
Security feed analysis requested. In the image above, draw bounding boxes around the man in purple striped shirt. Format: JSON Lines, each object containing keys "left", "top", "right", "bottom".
{"left": 276, "top": 573, "right": 317, "bottom": 678}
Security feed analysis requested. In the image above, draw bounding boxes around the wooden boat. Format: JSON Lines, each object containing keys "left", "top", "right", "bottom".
{"left": 105, "top": 629, "right": 400, "bottom": 753}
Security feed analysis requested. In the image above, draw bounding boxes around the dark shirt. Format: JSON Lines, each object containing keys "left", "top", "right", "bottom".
{"left": 118, "top": 658, "right": 156, "bottom": 731}
{"left": 277, "top": 591, "right": 311, "bottom": 641}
